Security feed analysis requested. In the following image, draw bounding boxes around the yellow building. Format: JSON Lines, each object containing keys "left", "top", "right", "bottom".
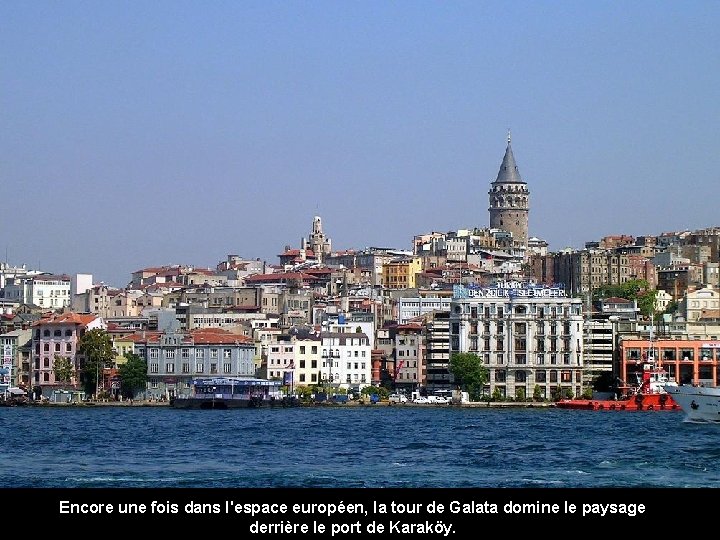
{"left": 381, "top": 257, "right": 423, "bottom": 289}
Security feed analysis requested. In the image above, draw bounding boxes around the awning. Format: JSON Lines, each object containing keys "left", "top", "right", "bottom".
{"left": 8, "top": 387, "right": 27, "bottom": 396}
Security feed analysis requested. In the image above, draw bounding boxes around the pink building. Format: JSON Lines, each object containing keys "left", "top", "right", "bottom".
{"left": 31, "top": 312, "right": 104, "bottom": 398}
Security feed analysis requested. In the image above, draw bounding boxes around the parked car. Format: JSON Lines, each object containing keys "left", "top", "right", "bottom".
{"left": 412, "top": 396, "right": 430, "bottom": 404}
{"left": 388, "top": 393, "right": 407, "bottom": 403}
{"left": 426, "top": 395, "right": 450, "bottom": 404}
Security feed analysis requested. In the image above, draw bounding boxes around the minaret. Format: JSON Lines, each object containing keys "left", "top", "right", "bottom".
{"left": 488, "top": 131, "right": 530, "bottom": 247}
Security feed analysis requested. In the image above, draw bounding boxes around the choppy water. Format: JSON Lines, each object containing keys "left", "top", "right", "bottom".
{"left": 1, "top": 406, "right": 717, "bottom": 488}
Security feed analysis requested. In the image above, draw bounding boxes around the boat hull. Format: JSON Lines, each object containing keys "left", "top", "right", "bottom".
{"left": 556, "top": 392, "right": 679, "bottom": 411}
{"left": 663, "top": 385, "right": 720, "bottom": 422}
{"left": 170, "top": 396, "right": 297, "bottom": 409}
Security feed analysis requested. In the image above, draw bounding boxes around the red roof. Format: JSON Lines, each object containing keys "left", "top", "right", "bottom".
{"left": 32, "top": 312, "right": 99, "bottom": 327}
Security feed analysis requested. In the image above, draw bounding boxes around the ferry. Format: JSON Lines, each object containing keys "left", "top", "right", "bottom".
{"left": 170, "top": 377, "right": 291, "bottom": 409}
{"left": 663, "top": 384, "right": 720, "bottom": 422}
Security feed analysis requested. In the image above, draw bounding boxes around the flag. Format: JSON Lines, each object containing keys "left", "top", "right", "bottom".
{"left": 283, "top": 371, "right": 293, "bottom": 385}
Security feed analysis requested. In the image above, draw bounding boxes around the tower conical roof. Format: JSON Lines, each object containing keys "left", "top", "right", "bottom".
{"left": 493, "top": 140, "right": 524, "bottom": 184}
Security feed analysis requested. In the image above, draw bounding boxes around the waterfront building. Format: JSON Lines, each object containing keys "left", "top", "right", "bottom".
{"left": 0, "top": 328, "right": 32, "bottom": 390}
{"left": 320, "top": 331, "right": 372, "bottom": 392}
{"left": 263, "top": 329, "right": 322, "bottom": 388}
{"left": 393, "top": 322, "right": 424, "bottom": 393}
{"left": 424, "top": 310, "right": 451, "bottom": 393}
{"left": 132, "top": 327, "right": 256, "bottom": 400}
{"left": 620, "top": 337, "right": 720, "bottom": 387}
{"left": 450, "top": 281, "right": 584, "bottom": 399}
{"left": 30, "top": 312, "right": 105, "bottom": 398}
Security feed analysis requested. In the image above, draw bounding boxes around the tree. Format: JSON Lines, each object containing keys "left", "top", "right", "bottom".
{"left": 593, "top": 279, "right": 658, "bottom": 319}
{"left": 53, "top": 355, "right": 75, "bottom": 387}
{"left": 78, "top": 328, "right": 115, "bottom": 396}
{"left": 118, "top": 352, "right": 148, "bottom": 399}
{"left": 361, "top": 385, "right": 389, "bottom": 400}
{"left": 449, "top": 352, "right": 489, "bottom": 402}
{"left": 532, "top": 384, "right": 543, "bottom": 402}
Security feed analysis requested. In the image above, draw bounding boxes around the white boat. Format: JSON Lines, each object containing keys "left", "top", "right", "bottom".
{"left": 663, "top": 384, "right": 720, "bottom": 422}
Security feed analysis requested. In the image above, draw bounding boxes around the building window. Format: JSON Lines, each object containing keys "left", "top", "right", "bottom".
{"left": 66, "top": 343, "right": 72, "bottom": 352}
{"left": 515, "top": 371, "right": 527, "bottom": 383}
{"left": 299, "top": 360, "right": 305, "bottom": 368}
{"left": 299, "top": 374, "right": 306, "bottom": 382}
{"left": 300, "top": 346, "right": 306, "bottom": 354}
{"left": 54, "top": 343, "right": 61, "bottom": 352}
{"left": 43, "top": 344, "right": 49, "bottom": 352}
{"left": 549, "top": 371, "right": 558, "bottom": 383}
{"left": 223, "top": 363, "right": 232, "bottom": 373}
{"left": 165, "top": 363, "right": 175, "bottom": 373}
{"left": 196, "top": 349, "right": 204, "bottom": 358}
{"left": 196, "top": 363, "right": 204, "bottom": 373}
{"left": 210, "top": 349, "right": 218, "bottom": 359}
{"left": 165, "top": 350, "right": 175, "bottom": 359}
{"left": 536, "top": 371, "right": 546, "bottom": 382}
{"left": 494, "top": 370, "right": 506, "bottom": 382}
{"left": 150, "top": 363, "right": 159, "bottom": 373}
{"left": 210, "top": 363, "right": 217, "bottom": 374}
{"left": 150, "top": 379, "right": 158, "bottom": 389}
{"left": 182, "top": 349, "right": 190, "bottom": 358}
{"left": 181, "top": 363, "right": 190, "bottom": 373}
{"left": 43, "top": 373, "right": 50, "bottom": 382}
{"left": 43, "top": 357, "right": 50, "bottom": 368}
{"left": 224, "top": 349, "right": 231, "bottom": 359}
{"left": 561, "top": 370, "right": 572, "bottom": 383}
{"left": 311, "top": 346, "right": 318, "bottom": 354}
{"left": 150, "top": 349, "right": 159, "bottom": 359}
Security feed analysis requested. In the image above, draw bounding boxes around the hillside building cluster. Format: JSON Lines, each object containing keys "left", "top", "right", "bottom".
{"left": 2, "top": 135, "right": 720, "bottom": 402}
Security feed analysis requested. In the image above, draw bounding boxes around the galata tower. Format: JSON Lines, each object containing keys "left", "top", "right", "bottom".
{"left": 488, "top": 132, "right": 529, "bottom": 247}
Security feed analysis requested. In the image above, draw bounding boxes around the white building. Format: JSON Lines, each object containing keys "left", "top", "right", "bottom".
{"left": 321, "top": 331, "right": 372, "bottom": 392}
{"left": 397, "top": 296, "right": 452, "bottom": 325}
{"left": 450, "top": 281, "right": 584, "bottom": 400}
{"left": 4, "top": 274, "right": 72, "bottom": 310}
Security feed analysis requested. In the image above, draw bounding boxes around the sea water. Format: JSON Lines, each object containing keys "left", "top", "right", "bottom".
{"left": 1, "top": 406, "right": 718, "bottom": 488}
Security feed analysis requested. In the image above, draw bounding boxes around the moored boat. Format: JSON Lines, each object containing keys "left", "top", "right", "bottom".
{"left": 170, "top": 377, "right": 293, "bottom": 409}
{"left": 556, "top": 362, "right": 680, "bottom": 411}
{"left": 663, "top": 384, "right": 720, "bottom": 422}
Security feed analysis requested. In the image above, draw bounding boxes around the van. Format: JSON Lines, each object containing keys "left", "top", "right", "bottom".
{"left": 388, "top": 393, "right": 407, "bottom": 403}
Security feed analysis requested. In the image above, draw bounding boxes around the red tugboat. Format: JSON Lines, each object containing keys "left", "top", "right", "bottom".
{"left": 556, "top": 361, "right": 680, "bottom": 411}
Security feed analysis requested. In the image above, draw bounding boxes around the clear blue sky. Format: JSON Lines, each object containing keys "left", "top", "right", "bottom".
{"left": 2, "top": 1, "right": 719, "bottom": 287}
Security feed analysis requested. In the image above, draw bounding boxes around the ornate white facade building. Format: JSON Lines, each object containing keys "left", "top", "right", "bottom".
{"left": 450, "top": 281, "right": 584, "bottom": 399}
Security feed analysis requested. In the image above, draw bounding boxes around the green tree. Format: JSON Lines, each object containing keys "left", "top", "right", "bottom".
{"left": 449, "top": 352, "right": 489, "bottom": 402}
{"left": 361, "top": 385, "right": 389, "bottom": 399}
{"left": 515, "top": 387, "right": 526, "bottom": 401}
{"left": 53, "top": 355, "right": 75, "bottom": 386}
{"left": 491, "top": 387, "right": 503, "bottom": 402}
{"left": 295, "top": 386, "right": 313, "bottom": 401}
{"left": 78, "top": 328, "right": 115, "bottom": 396}
{"left": 593, "top": 279, "right": 658, "bottom": 319}
{"left": 532, "top": 384, "right": 543, "bottom": 402}
{"left": 118, "top": 352, "right": 148, "bottom": 399}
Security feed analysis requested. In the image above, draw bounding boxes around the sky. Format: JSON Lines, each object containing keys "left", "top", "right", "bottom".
{"left": 2, "top": 1, "right": 719, "bottom": 288}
